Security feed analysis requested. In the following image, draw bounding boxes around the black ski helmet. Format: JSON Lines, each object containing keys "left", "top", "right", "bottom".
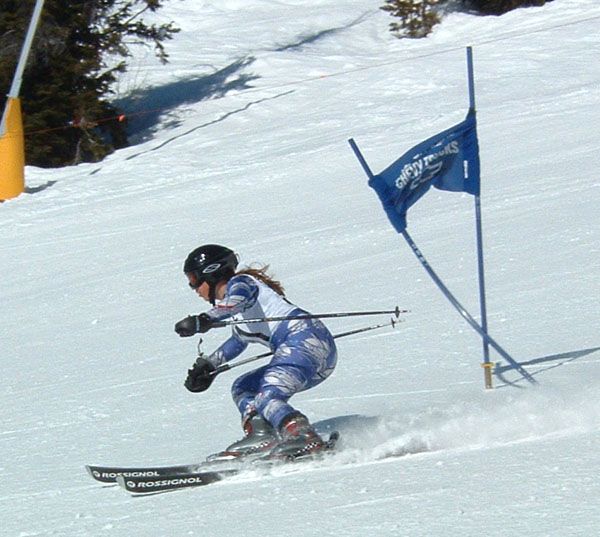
{"left": 183, "top": 244, "right": 238, "bottom": 304}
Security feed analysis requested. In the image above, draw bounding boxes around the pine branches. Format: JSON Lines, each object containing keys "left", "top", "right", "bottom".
{"left": 381, "top": 0, "right": 554, "bottom": 39}
{"left": 0, "top": 0, "right": 179, "bottom": 166}
{"left": 380, "top": 0, "right": 442, "bottom": 39}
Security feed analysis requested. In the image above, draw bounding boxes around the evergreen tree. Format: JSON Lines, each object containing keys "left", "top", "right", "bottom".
{"left": 469, "top": 0, "right": 551, "bottom": 15}
{"left": 0, "top": 0, "right": 178, "bottom": 167}
{"left": 381, "top": 0, "right": 554, "bottom": 39}
{"left": 381, "top": 0, "right": 441, "bottom": 39}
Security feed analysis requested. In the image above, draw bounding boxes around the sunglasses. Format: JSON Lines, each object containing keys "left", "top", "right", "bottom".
{"left": 188, "top": 274, "right": 204, "bottom": 290}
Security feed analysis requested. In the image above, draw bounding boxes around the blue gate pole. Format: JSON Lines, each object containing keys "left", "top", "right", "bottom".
{"left": 348, "top": 137, "right": 537, "bottom": 386}
{"left": 467, "top": 47, "right": 493, "bottom": 388}
{"left": 400, "top": 229, "right": 536, "bottom": 385}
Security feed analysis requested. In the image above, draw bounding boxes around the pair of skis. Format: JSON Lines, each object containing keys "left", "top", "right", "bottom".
{"left": 87, "top": 432, "right": 340, "bottom": 495}
{"left": 86, "top": 463, "right": 239, "bottom": 494}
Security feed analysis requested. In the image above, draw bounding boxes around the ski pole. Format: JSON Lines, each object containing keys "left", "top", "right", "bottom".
{"left": 210, "top": 315, "right": 401, "bottom": 377}
{"left": 211, "top": 306, "right": 407, "bottom": 328}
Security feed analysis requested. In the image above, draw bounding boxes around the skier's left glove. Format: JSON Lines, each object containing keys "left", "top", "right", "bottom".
{"left": 174, "top": 313, "right": 213, "bottom": 337}
{"left": 184, "top": 357, "right": 217, "bottom": 393}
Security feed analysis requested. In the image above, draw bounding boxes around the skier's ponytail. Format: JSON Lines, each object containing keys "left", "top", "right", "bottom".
{"left": 236, "top": 264, "right": 285, "bottom": 296}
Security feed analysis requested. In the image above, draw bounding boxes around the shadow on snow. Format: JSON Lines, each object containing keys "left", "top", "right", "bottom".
{"left": 122, "top": 89, "right": 294, "bottom": 162}
{"left": 271, "top": 12, "right": 372, "bottom": 52}
{"left": 494, "top": 346, "right": 600, "bottom": 388}
{"left": 113, "top": 56, "right": 259, "bottom": 145}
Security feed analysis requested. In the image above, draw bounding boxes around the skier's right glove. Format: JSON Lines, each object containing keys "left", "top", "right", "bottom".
{"left": 175, "top": 313, "right": 213, "bottom": 337}
{"left": 184, "top": 357, "right": 217, "bottom": 393}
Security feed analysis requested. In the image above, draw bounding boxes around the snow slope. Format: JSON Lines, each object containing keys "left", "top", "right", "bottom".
{"left": 1, "top": 0, "right": 599, "bottom": 535}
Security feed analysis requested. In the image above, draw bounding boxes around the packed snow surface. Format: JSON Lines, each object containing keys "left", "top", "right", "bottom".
{"left": 1, "top": 0, "right": 599, "bottom": 535}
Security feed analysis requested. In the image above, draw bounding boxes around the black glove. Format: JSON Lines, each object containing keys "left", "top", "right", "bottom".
{"left": 174, "top": 313, "right": 213, "bottom": 337}
{"left": 184, "top": 357, "right": 217, "bottom": 393}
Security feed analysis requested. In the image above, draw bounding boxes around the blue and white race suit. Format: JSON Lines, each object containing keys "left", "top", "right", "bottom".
{"left": 204, "top": 274, "right": 337, "bottom": 429}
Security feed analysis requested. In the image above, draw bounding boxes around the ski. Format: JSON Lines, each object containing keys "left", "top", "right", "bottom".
{"left": 85, "top": 463, "right": 203, "bottom": 484}
{"left": 91, "top": 431, "right": 340, "bottom": 494}
{"left": 116, "top": 469, "right": 240, "bottom": 495}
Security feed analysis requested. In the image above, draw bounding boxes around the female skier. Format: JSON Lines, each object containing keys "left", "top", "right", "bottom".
{"left": 174, "top": 244, "right": 338, "bottom": 460}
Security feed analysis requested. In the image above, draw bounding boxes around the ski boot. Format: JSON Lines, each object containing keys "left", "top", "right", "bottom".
{"left": 207, "top": 412, "right": 278, "bottom": 462}
{"left": 267, "top": 412, "right": 325, "bottom": 460}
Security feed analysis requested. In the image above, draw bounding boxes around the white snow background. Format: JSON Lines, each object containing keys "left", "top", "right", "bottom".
{"left": 1, "top": 0, "right": 600, "bottom": 535}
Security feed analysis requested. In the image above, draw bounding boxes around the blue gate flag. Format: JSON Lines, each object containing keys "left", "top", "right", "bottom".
{"left": 368, "top": 110, "right": 480, "bottom": 233}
